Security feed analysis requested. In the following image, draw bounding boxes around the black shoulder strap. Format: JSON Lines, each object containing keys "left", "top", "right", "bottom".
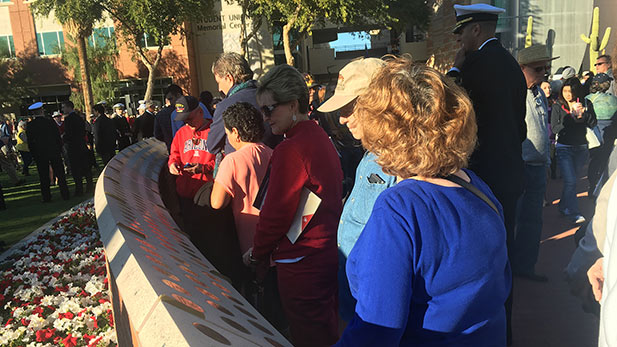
{"left": 444, "top": 174, "right": 500, "bottom": 215}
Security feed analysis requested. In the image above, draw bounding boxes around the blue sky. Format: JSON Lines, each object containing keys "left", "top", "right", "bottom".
{"left": 329, "top": 32, "right": 371, "bottom": 51}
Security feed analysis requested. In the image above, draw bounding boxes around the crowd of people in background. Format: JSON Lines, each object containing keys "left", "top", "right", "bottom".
{"left": 1, "top": 3, "right": 617, "bottom": 346}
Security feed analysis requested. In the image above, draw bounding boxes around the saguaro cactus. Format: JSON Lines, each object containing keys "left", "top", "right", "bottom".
{"left": 525, "top": 16, "right": 533, "bottom": 48}
{"left": 580, "top": 7, "right": 612, "bottom": 73}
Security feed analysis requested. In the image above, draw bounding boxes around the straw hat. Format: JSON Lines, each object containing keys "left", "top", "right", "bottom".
{"left": 518, "top": 44, "right": 559, "bottom": 65}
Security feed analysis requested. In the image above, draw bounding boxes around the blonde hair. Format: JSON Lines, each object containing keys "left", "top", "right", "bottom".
{"left": 355, "top": 57, "right": 477, "bottom": 178}
{"left": 257, "top": 64, "right": 309, "bottom": 114}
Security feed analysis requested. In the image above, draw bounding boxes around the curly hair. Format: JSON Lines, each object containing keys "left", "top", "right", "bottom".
{"left": 222, "top": 102, "right": 265, "bottom": 143}
{"left": 355, "top": 57, "right": 477, "bottom": 178}
{"left": 257, "top": 64, "right": 309, "bottom": 114}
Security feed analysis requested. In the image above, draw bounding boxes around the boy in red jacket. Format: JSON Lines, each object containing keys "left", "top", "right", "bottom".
{"left": 168, "top": 95, "right": 242, "bottom": 283}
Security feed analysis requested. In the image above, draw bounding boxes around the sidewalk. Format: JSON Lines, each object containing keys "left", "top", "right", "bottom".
{"left": 511, "top": 174, "right": 599, "bottom": 347}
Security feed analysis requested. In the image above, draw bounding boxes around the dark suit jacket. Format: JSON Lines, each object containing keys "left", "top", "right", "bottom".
{"left": 26, "top": 116, "right": 63, "bottom": 160}
{"left": 134, "top": 111, "right": 155, "bottom": 141}
{"left": 154, "top": 105, "right": 174, "bottom": 151}
{"left": 93, "top": 114, "right": 117, "bottom": 154}
{"left": 448, "top": 39, "right": 527, "bottom": 195}
{"left": 63, "top": 112, "right": 88, "bottom": 154}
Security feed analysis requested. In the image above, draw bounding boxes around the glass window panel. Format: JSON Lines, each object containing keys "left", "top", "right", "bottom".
{"left": 42, "top": 31, "right": 59, "bottom": 55}
{"left": 94, "top": 28, "right": 108, "bottom": 47}
{"left": 58, "top": 31, "right": 65, "bottom": 51}
{"left": 0, "top": 36, "right": 9, "bottom": 58}
{"left": 36, "top": 33, "right": 44, "bottom": 55}
{"left": 8, "top": 35, "right": 14, "bottom": 56}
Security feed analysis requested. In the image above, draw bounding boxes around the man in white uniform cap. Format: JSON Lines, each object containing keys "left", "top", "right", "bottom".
{"left": 447, "top": 4, "right": 527, "bottom": 345}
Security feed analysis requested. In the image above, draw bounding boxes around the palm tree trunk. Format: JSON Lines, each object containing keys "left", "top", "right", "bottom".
{"left": 76, "top": 35, "right": 93, "bottom": 116}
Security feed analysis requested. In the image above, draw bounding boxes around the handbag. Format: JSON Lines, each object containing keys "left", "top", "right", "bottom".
{"left": 586, "top": 126, "right": 602, "bottom": 149}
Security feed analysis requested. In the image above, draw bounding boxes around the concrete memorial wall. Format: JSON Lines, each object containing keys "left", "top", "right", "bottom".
{"left": 94, "top": 138, "right": 290, "bottom": 346}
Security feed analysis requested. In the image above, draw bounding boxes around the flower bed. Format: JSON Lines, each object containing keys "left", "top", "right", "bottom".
{"left": 0, "top": 201, "right": 117, "bottom": 347}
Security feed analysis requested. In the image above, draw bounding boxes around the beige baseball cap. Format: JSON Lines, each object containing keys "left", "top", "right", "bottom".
{"left": 317, "top": 57, "right": 385, "bottom": 113}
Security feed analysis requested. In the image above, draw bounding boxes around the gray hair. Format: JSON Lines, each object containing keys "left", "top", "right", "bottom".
{"left": 257, "top": 64, "right": 309, "bottom": 114}
{"left": 211, "top": 52, "right": 253, "bottom": 83}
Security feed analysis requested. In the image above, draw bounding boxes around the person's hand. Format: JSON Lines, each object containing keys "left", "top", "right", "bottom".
{"left": 587, "top": 257, "right": 604, "bottom": 302}
{"left": 183, "top": 163, "right": 202, "bottom": 175}
{"left": 242, "top": 247, "right": 254, "bottom": 266}
{"left": 169, "top": 163, "right": 181, "bottom": 175}
{"left": 453, "top": 48, "right": 466, "bottom": 70}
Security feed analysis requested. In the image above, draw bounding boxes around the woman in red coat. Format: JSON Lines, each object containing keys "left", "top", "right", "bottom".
{"left": 246, "top": 64, "right": 343, "bottom": 346}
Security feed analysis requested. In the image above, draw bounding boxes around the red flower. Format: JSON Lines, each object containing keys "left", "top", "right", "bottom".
{"left": 4, "top": 318, "right": 13, "bottom": 326}
{"left": 90, "top": 315, "right": 98, "bottom": 329}
{"left": 20, "top": 318, "right": 30, "bottom": 326}
{"left": 59, "top": 312, "right": 74, "bottom": 320}
{"left": 36, "top": 328, "right": 56, "bottom": 342}
{"left": 107, "top": 309, "right": 114, "bottom": 327}
{"left": 88, "top": 336, "right": 103, "bottom": 347}
{"left": 62, "top": 333, "right": 78, "bottom": 347}
{"left": 33, "top": 306, "right": 44, "bottom": 316}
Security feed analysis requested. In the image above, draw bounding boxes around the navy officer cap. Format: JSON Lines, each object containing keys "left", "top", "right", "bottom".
{"left": 453, "top": 4, "right": 505, "bottom": 34}
{"left": 28, "top": 102, "right": 43, "bottom": 110}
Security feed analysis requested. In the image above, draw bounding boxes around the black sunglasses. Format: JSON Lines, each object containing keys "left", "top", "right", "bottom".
{"left": 532, "top": 65, "right": 551, "bottom": 73}
{"left": 595, "top": 61, "right": 607, "bottom": 67}
{"left": 261, "top": 103, "right": 282, "bottom": 117}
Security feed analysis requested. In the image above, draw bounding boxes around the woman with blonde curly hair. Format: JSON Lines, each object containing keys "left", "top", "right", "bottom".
{"left": 336, "top": 57, "right": 511, "bottom": 346}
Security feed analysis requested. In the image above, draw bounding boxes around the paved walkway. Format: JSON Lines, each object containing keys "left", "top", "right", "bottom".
{"left": 511, "top": 174, "right": 599, "bottom": 347}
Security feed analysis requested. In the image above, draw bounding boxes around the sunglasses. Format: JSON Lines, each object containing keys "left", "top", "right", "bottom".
{"left": 531, "top": 65, "right": 551, "bottom": 73}
{"left": 261, "top": 103, "right": 282, "bottom": 117}
{"left": 595, "top": 61, "right": 608, "bottom": 67}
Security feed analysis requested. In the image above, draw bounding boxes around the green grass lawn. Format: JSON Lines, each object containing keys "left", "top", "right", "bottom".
{"left": 0, "top": 159, "right": 104, "bottom": 248}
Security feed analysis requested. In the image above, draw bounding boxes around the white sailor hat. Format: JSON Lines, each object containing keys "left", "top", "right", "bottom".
{"left": 28, "top": 102, "right": 43, "bottom": 111}
{"left": 112, "top": 103, "right": 125, "bottom": 109}
{"left": 453, "top": 4, "right": 505, "bottom": 34}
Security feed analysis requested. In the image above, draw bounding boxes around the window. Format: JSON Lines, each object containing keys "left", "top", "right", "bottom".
{"left": 0, "top": 0, "right": 13, "bottom": 3}
{"left": 0, "top": 35, "right": 15, "bottom": 58}
{"left": 88, "top": 27, "right": 115, "bottom": 48}
{"left": 139, "top": 33, "right": 168, "bottom": 48}
{"left": 36, "top": 31, "right": 64, "bottom": 56}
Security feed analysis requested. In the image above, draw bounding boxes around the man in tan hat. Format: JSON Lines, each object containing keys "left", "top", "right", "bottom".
{"left": 512, "top": 44, "right": 559, "bottom": 283}
{"left": 318, "top": 57, "right": 397, "bottom": 323}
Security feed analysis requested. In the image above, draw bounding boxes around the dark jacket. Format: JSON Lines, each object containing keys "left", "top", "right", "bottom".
{"left": 154, "top": 105, "right": 174, "bottom": 151}
{"left": 447, "top": 39, "right": 527, "bottom": 195}
{"left": 26, "top": 116, "right": 63, "bottom": 160}
{"left": 134, "top": 111, "right": 155, "bottom": 141}
{"left": 206, "top": 81, "right": 282, "bottom": 154}
{"left": 63, "top": 111, "right": 88, "bottom": 154}
{"left": 112, "top": 115, "right": 131, "bottom": 150}
{"left": 551, "top": 103, "right": 597, "bottom": 146}
{"left": 93, "top": 114, "right": 117, "bottom": 154}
